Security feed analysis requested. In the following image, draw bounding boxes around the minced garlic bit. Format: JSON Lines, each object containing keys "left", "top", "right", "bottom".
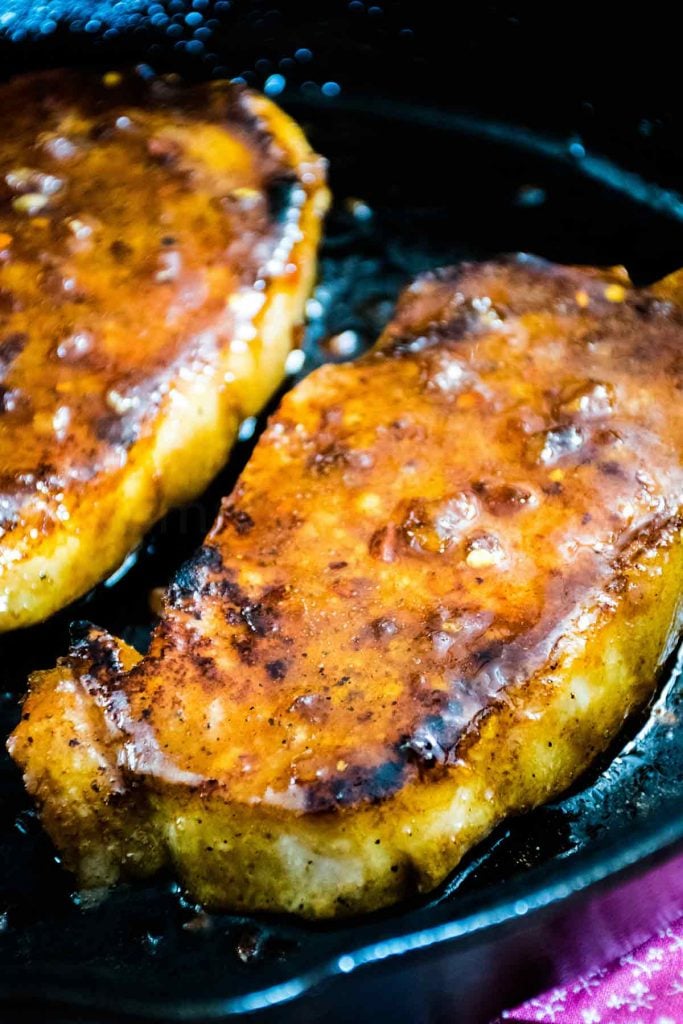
{"left": 575, "top": 289, "right": 589, "bottom": 308}
{"left": 604, "top": 283, "right": 626, "bottom": 303}
{"left": 357, "top": 492, "right": 382, "bottom": 514}
{"left": 336, "top": 760, "right": 348, "bottom": 772}
{"left": 465, "top": 548, "right": 501, "bottom": 569}
{"left": 12, "top": 193, "right": 49, "bottom": 215}
{"left": 103, "top": 71, "right": 122, "bottom": 87}
{"left": 106, "top": 389, "right": 138, "bottom": 415}
{"left": 549, "top": 468, "right": 565, "bottom": 482}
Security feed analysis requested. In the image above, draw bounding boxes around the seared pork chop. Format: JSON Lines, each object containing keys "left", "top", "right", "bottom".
{"left": 0, "top": 69, "right": 328, "bottom": 629}
{"left": 10, "top": 256, "right": 683, "bottom": 916}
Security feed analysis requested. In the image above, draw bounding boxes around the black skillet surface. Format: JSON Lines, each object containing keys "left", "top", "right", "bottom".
{"left": 1, "top": 5, "right": 683, "bottom": 1023}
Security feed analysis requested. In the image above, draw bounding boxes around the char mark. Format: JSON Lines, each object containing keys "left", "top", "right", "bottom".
{"left": 304, "top": 688, "right": 483, "bottom": 808}
{"left": 168, "top": 545, "right": 228, "bottom": 605}
{"left": 599, "top": 460, "right": 624, "bottom": 477}
{"left": 188, "top": 653, "right": 219, "bottom": 682}
{"left": 110, "top": 239, "right": 134, "bottom": 262}
{"left": 68, "top": 621, "right": 123, "bottom": 678}
{"left": 472, "top": 480, "right": 535, "bottom": 516}
{"left": 470, "top": 642, "right": 504, "bottom": 668}
{"left": 399, "top": 721, "right": 447, "bottom": 768}
{"left": 0, "top": 332, "right": 27, "bottom": 378}
{"left": 265, "top": 658, "right": 288, "bottom": 680}
{"left": 397, "top": 706, "right": 464, "bottom": 771}
{"left": 231, "top": 636, "right": 256, "bottom": 666}
{"left": 241, "top": 602, "right": 279, "bottom": 637}
{"left": 305, "top": 758, "right": 407, "bottom": 813}
{"left": 223, "top": 504, "right": 255, "bottom": 535}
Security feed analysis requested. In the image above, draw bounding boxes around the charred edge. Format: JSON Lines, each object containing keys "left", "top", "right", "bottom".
{"left": 396, "top": 678, "right": 470, "bottom": 774}
{"left": 168, "top": 545, "right": 225, "bottom": 603}
{"left": 615, "top": 513, "right": 683, "bottom": 571}
{"left": 398, "top": 714, "right": 452, "bottom": 770}
{"left": 228, "top": 88, "right": 287, "bottom": 168}
{"left": 68, "top": 621, "right": 123, "bottom": 678}
{"left": 304, "top": 759, "right": 407, "bottom": 813}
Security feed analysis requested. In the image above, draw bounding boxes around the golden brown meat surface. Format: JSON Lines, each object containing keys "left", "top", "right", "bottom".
{"left": 0, "top": 69, "right": 328, "bottom": 629}
{"left": 9, "top": 257, "right": 683, "bottom": 916}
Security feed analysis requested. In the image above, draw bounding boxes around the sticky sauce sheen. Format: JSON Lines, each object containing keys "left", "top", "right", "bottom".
{"left": 98, "top": 256, "right": 683, "bottom": 811}
{"left": 0, "top": 70, "right": 324, "bottom": 552}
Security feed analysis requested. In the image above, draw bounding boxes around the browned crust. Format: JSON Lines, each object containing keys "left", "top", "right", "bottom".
{"left": 0, "top": 69, "right": 329, "bottom": 628}
{"left": 8, "top": 256, "right": 683, "bottom": 917}
{"left": 20, "top": 255, "right": 683, "bottom": 808}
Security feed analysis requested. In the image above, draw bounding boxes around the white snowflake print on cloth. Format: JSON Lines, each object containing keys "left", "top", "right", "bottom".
{"left": 497, "top": 910, "right": 683, "bottom": 1023}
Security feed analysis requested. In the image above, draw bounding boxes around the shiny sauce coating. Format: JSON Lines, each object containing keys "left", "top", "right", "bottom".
{"left": 111, "top": 256, "right": 683, "bottom": 811}
{"left": 0, "top": 70, "right": 323, "bottom": 551}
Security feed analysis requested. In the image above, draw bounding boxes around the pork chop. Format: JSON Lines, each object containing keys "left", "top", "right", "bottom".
{"left": 10, "top": 256, "right": 683, "bottom": 916}
{"left": 0, "top": 69, "right": 328, "bottom": 629}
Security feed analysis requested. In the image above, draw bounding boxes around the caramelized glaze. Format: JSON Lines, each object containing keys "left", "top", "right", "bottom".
{"left": 0, "top": 69, "right": 328, "bottom": 627}
{"left": 122, "top": 257, "right": 683, "bottom": 806}
{"left": 10, "top": 257, "right": 683, "bottom": 916}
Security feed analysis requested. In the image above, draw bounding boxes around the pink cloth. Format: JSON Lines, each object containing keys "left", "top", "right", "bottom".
{"left": 500, "top": 912, "right": 683, "bottom": 1023}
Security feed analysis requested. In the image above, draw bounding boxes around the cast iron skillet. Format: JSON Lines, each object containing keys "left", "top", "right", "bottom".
{"left": 0, "top": 6, "right": 682, "bottom": 1023}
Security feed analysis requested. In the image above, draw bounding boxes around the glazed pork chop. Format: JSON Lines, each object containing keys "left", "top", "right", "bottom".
{"left": 9, "top": 256, "right": 683, "bottom": 917}
{"left": 0, "top": 69, "right": 328, "bottom": 629}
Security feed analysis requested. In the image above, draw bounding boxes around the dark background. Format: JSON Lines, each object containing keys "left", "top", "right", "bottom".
{"left": 1, "top": 0, "right": 683, "bottom": 181}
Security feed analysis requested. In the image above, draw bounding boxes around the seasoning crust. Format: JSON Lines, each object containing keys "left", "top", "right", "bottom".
{"left": 10, "top": 256, "right": 683, "bottom": 916}
{"left": 0, "top": 69, "right": 328, "bottom": 628}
